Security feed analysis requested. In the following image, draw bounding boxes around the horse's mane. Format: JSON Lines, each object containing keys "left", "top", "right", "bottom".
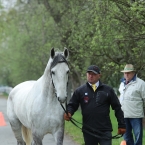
{"left": 54, "top": 48, "right": 62, "bottom": 54}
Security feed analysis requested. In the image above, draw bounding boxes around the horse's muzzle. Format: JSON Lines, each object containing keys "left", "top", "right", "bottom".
{"left": 58, "top": 97, "right": 67, "bottom": 103}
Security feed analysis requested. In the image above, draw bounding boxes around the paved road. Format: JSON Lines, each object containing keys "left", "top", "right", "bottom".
{"left": 0, "top": 96, "right": 79, "bottom": 145}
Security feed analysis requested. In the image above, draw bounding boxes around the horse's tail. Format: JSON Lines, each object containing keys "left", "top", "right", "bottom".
{"left": 22, "top": 125, "right": 32, "bottom": 145}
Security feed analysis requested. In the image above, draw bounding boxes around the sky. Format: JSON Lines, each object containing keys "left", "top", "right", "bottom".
{"left": 0, "top": 0, "right": 28, "bottom": 12}
{"left": 0, "top": 0, "right": 17, "bottom": 9}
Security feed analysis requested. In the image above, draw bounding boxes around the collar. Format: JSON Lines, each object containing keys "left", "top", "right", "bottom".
{"left": 88, "top": 81, "right": 99, "bottom": 88}
{"left": 120, "top": 74, "right": 137, "bottom": 85}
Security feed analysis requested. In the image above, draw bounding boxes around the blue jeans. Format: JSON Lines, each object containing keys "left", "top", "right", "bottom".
{"left": 123, "top": 118, "right": 143, "bottom": 145}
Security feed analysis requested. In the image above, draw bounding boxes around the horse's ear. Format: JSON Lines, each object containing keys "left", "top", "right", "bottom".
{"left": 51, "top": 48, "right": 55, "bottom": 58}
{"left": 64, "top": 47, "right": 69, "bottom": 59}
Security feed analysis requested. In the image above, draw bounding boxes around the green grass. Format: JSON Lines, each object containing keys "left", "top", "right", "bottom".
{"left": 65, "top": 111, "right": 84, "bottom": 145}
{"left": 65, "top": 109, "right": 145, "bottom": 145}
{"left": 1, "top": 92, "right": 8, "bottom": 97}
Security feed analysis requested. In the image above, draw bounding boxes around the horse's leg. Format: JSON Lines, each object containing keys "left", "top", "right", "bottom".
{"left": 32, "top": 133, "right": 43, "bottom": 145}
{"left": 9, "top": 119, "right": 26, "bottom": 145}
{"left": 17, "top": 141, "right": 26, "bottom": 145}
{"left": 53, "top": 126, "right": 64, "bottom": 145}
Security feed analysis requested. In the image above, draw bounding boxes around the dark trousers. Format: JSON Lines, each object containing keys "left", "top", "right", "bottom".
{"left": 83, "top": 131, "right": 112, "bottom": 145}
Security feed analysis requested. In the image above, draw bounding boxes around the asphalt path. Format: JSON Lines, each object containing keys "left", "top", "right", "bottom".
{"left": 0, "top": 95, "right": 79, "bottom": 145}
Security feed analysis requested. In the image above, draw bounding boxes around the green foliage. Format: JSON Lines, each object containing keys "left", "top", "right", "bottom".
{"left": 1, "top": 1, "right": 145, "bottom": 143}
{"left": 0, "top": 0, "right": 145, "bottom": 89}
{"left": 0, "top": 2, "right": 61, "bottom": 86}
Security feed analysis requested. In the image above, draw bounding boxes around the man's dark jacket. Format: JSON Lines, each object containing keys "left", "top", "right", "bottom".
{"left": 67, "top": 81, "right": 126, "bottom": 132}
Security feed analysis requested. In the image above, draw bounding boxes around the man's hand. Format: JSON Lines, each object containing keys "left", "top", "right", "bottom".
{"left": 64, "top": 113, "right": 72, "bottom": 121}
{"left": 118, "top": 128, "right": 126, "bottom": 135}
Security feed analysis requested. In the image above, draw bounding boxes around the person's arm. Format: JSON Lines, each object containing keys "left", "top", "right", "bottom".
{"left": 118, "top": 82, "right": 124, "bottom": 103}
{"left": 64, "top": 89, "right": 80, "bottom": 121}
{"left": 140, "top": 81, "right": 145, "bottom": 116}
{"left": 64, "top": 112, "right": 72, "bottom": 121}
{"left": 110, "top": 89, "right": 126, "bottom": 134}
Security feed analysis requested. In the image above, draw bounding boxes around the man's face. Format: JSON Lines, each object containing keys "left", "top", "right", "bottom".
{"left": 124, "top": 72, "right": 135, "bottom": 81}
{"left": 87, "top": 71, "right": 101, "bottom": 84}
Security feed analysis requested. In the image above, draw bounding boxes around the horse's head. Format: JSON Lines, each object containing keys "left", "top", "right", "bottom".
{"left": 50, "top": 48, "right": 69, "bottom": 103}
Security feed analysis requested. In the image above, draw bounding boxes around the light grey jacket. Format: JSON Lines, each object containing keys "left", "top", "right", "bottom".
{"left": 119, "top": 76, "right": 145, "bottom": 118}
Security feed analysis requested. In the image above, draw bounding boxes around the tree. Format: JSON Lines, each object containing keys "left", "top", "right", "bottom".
{"left": 1, "top": 0, "right": 145, "bottom": 89}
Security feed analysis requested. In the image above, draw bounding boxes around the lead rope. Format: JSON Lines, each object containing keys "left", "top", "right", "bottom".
{"left": 50, "top": 59, "right": 122, "bottom": 139}
{"left": 60, "top": 103, "right": 123, "bottom": 140}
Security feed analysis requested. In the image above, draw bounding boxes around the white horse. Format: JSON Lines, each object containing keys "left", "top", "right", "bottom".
{"left": 7, "top": 48, "right": 69, "bottom": 145}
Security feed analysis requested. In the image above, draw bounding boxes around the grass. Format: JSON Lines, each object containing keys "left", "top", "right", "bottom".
{"left": 0, "top": 92, "right": 8, "bottom": 97}
{"left": 65, "top": 111, "right": 84, "bottom": 145}
{"left": 65, "top": 108, "right": 145, "bottom": 145}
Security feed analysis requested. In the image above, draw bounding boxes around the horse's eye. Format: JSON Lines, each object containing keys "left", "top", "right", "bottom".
{"left": 51, "top": 71, "right": 55, "bottom": 75}
{"left": 67, "top": 70, "right": 69, "bottom": 74}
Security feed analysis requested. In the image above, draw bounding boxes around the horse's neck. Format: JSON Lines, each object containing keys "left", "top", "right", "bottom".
{"left": 39, "top": 59, "right": 56, "bottom": 101}
{"left": 43, "top": 59, "right": 52, "bottom": 85}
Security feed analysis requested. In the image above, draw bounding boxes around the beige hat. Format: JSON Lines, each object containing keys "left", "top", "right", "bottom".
{"left": 121, "top": 64, "right": 136, "bottom": 73}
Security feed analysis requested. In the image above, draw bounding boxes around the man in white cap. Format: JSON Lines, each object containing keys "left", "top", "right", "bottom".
{"left": 64, "top": 65, "right": 126, "bottom": 145}
{"left": 119, "top": 64, "right": 145, "bottom": 145}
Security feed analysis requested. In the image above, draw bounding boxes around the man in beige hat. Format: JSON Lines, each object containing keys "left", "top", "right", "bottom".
{"left": 119, "top": 64, "right": 145, "bottom": 145}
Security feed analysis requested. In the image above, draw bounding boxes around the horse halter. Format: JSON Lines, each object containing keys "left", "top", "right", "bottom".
{"left": 50, "top": 53, "right": 68, "bottom": 69}
{"left": 50, "top": 53, "right": 69, "bottom": 102}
